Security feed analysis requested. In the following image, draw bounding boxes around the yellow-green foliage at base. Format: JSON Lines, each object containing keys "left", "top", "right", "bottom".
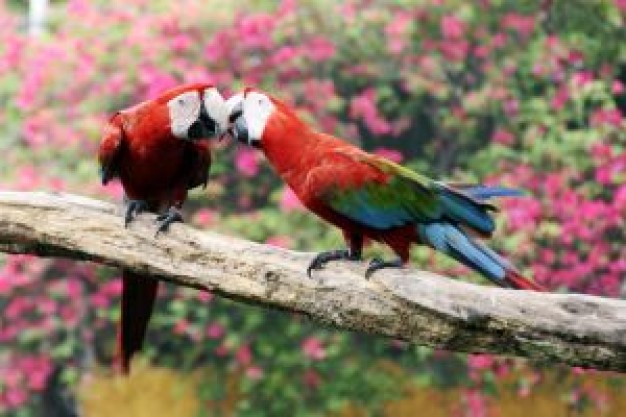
{"left": 337, "top": 365, "right": 626, "bottom": 417}
{"left": 78, "top": 361, "right": 199, "bottom": 417}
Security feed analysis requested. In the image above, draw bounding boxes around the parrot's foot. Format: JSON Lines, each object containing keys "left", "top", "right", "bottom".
{"left": 365, "top": 257, "right": 403, "bottom": 279}
{"left": 124, "top": 200, "right": 149, "bottom": 227}
{"left": 307, "top": 249, "right": 361, "bottom": 278}
{"left": 155, "top": 207, "right": 183, "bottom": 236}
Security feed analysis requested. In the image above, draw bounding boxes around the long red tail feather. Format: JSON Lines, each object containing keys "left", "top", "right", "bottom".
{"left": 505, "top": 269, "right": 546, "bottom": 292}
{"left": 117, "top": 271, "right": 159, "bottom": 374}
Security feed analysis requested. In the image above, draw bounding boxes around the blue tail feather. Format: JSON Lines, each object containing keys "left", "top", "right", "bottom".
{"left": 456, "top": 185, "right": 525, "bottom": 200}
{"left": 417, "top": 223, "right": 508, "bottom": 286}
{"left": 437, "top": 186, "right": 495, "bottom": 235}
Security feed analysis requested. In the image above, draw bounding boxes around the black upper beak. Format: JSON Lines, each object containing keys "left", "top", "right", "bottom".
{"left": 227, "top": 101, "right": 251, "bottom": 146}
{"left": 229, "top": 102, "right": 243, "bottom": 124}
{"left": 188, "top": 104, "right": 217, "bottom": 140}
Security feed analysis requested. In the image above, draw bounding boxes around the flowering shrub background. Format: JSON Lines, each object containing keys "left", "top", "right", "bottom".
{"left": 0, "top": 0, "right": 625, "bottom": 415}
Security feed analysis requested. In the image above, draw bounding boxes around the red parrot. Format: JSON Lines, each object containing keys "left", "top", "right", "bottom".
{"left": 225, "top": 89, "right": 544, "bottom": 291}
{"left": 98, "top": 83, "right": 229, "bottom": 373}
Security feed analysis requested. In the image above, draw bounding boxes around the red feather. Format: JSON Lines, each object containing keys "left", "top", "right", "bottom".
{"left": 98, "top": 84, "right": 213, "bottom": 373}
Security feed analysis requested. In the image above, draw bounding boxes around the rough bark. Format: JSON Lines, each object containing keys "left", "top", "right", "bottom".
{"left": 0, "top": 191, "right": 625, "bottom": 372}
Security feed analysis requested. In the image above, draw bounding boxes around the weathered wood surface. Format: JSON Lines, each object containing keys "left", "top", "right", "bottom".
{"left": 0, "top": 191, "right": 625, "bottom": 372}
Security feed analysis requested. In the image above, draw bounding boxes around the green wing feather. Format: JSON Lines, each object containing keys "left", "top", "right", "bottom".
{"left": 321, "top": 151, "right": 496, "bottom": 234}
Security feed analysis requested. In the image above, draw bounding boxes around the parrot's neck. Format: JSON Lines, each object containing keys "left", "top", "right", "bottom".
{"left": 261, "top": 117, "right": 326, "bottom": 189}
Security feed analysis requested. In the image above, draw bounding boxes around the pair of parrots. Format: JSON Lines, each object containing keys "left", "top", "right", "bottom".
{"left": 98, "top": 84, "right": 544, "bottom": 374}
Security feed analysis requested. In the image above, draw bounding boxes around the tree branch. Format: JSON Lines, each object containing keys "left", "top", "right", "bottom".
{"left": 0, "top": 191, "right": 625, "bottom": 372}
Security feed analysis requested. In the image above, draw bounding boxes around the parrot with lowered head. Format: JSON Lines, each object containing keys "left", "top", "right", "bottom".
{"left": 98, "top": 83, "right": 229, "bottom": 373}
{"left": 225, "top": 88, "right": 544, "bottom": 291}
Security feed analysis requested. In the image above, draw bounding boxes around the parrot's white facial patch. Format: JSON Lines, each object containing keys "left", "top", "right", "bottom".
{"left": 167, "top": 91, "right": 201, "bottom": 139}
{"left": 202, "top": 87, "right": 227, "bottom": 134}
{"left": 242, "top": 92, "right": 275, "bottom": 142}
{"left": 225, "top": 93, "right": 244, "bottom": 118}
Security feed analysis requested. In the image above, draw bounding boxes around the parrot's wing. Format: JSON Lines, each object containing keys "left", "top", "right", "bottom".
{"left": 98, "top": 113, "right": 125, "bottom": 185}
{"left": 304, "top": 147, "right": 497, "bottom": 235}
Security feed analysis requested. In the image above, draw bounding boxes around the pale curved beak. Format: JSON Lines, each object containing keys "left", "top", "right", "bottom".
{"left": 222, "top": 94, "right": 245, "bottom": 142}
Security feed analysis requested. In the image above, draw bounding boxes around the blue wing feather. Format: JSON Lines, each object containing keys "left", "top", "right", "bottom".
{"left": 417, "top": 223, "right": 507, "bottom": 283}
{"left": 458, "top": 185, "right": 525, "bottom": 200}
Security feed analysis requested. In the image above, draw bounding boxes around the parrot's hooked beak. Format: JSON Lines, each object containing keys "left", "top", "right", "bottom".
{"left": 228, "top": 101, "right": 248, "bottom": 143}
{"left": 226, "top": 98, "right": 261, "bottom": 148}
{"left": 187, "top": 103, "right": 217, "bottom": 140}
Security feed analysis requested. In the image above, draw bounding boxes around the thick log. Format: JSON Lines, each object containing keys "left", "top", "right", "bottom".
{"left": 0, "top": 191, "right": 625, "bottom": 371}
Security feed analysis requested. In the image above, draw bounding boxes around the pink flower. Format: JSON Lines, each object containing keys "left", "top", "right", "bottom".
{"left": 503, "top": 99, "right": 519, "bottom": 117}
{"left": 60, "top": 305, "right": 79, "bottom": 327}
{"left": 194, "top": 209, "right": 216, "bottom": 227}
{"left": 207, "top": 323, "right": 224, "bottom": 339}
{"left": 280, "top": 186, "right": 303, "bottom": 212}
{"left": 103, "top": 279, "right": 122, "bottom": 296}
{"left": 468, "top": 354, "right": 494, "bottom": 370}
{"left": 385, "top": 12, "right": 412, "bottom": 54}
{"left": 349, "top": 89, "right": 392, "bottom": 135}
{"left": 551, "top": 86, "right": 569, "bottom": 110}
{"left": 439, "top": 39, "right": 470, "bottom": 62}
{"left": 173, "top": 319, "right": 189, "bottom": 335}
{"left": 235, "top": 344, "right": 252, "bottom": 366}
{"left": 615, "top": 0, "right": 626, "bottom": 11}
{"left": 271, "top": 46, "right": 300, "bottom": 65}
{"left": 567, "top": 50, "right": 585, "bottom": 66}
{"left": 305, "top": 37, "right": 335, "bottom": 62}
{"left": 6, "top": 297, "right": 31, "bottom": 319}
{"left": 266, "top": 235, "right": 292, "bottom": 248}
{"left": 440, "top": 15, "right": 465, "bottom": 39}
{"left": 301, "top": 337, "right": 326, "bottom": 360}
{"left": 4, "top": 387, "right": 27, "bottom": 408}
{"left": 245, "top": 366, "right": 263, "bottom": 380}
{"left": 590, "top": 108, "right": 623, "bottom": 127}
{"left": 101, "top": 181, "right": 124, "bottom": 199}
{"left": 90, "top": 293, "right": 109, "bottom": 308}
{"left": 473, "top": 45, "right": 490, "bottom": 59}
{"left": 491, "top": 128, "right": 515, "bottom": 145}
{"left": 501, "top": 13, "right": 536, "bottom": 37}
{"left": 572, "top": 71, "right": 594, "bottom": 87}
{"left": 235, "top": 148, "right": 260, "bottom": 177}
{"left": 373, "top": 147, "right": 403, "bottom": 163}
{"left": 38, "top": 298, "right": 57, "bottom": 315}
{"left": 196, "top": 291, "right": 213, "bottom": 303}
{"left": 28, "top": 370, "right": 48, "bottom": 391}
{"left": 465, "top": 389, "right": 488, "bottom": 417}
{"left": 612, "top": 80, "right": 625, "bottom": 95}
{"left": 17, "top": 166, "right": 40, "bottom": 190}
{"left": 238, "top": 14, "right": 275, "bottom": 49}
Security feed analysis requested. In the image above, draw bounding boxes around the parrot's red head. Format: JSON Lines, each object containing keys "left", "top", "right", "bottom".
{"left": 225, "top": 87, "right": 303, "bottom": 149}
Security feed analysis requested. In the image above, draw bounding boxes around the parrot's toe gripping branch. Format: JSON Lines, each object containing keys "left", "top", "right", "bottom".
{"left": 124, "top": 200, "right": 149, "bottom": 228}
{"left": 155, "top": 207, "right": 183, "bottom": 236}
{"left": 306, "top": 249, "right": 361, "bottom": 278}
{"left": 364, "top": 257, "right": 404, "bottom": 280}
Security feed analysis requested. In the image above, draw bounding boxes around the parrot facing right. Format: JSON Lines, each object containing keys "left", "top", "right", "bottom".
{"left": 98, "top": 83, "right": 229, "bottom": 373}
{"left": 225, "top": 89, "right": 545, "bottom": 291}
